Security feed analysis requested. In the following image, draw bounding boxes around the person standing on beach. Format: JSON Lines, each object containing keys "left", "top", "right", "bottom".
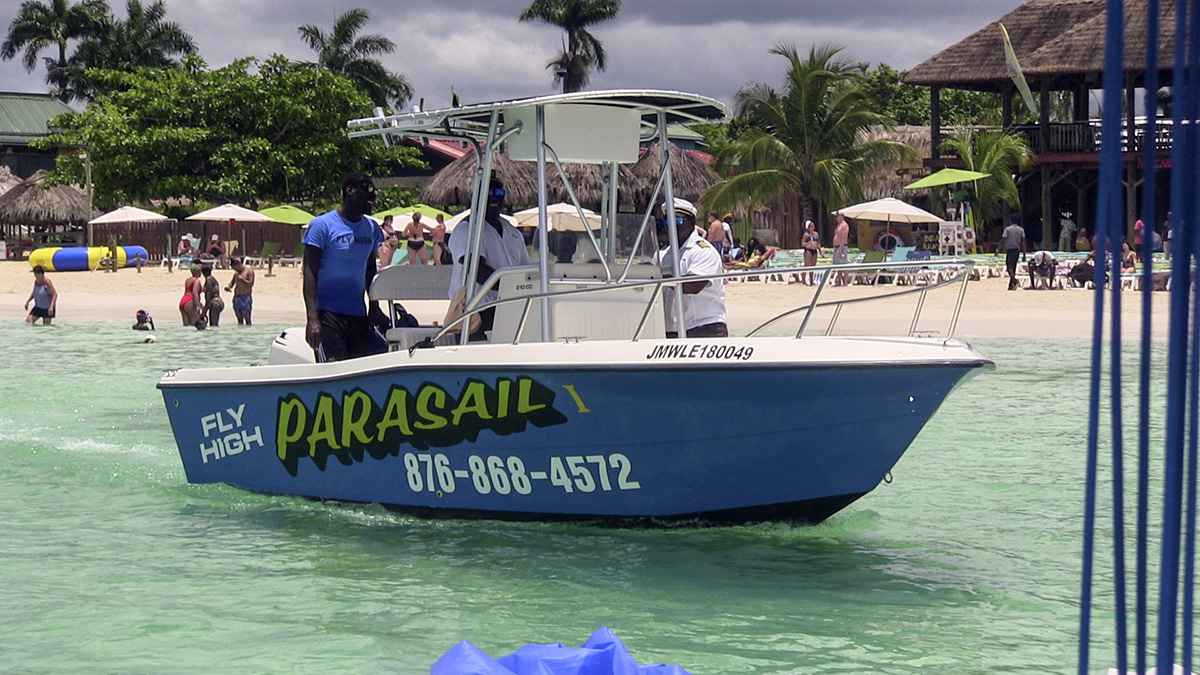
{"left": 655, "top": 198, "right": 727, "bottom": 338}
{"left": 432, "top": 214, "right": 448, "bottom": 265}
{"left": 801, "top": 220, "right": 821, "bottom": 285}
{"left": 377, "top": 215, "right": 398, "bottom": 269}
{"left": 832, "top": 213, "right": 851, "bottom": 286}
{"left": 1058, "top": 213, "right": 1076, "bottom": 252}
{"left": 706, "top": 211, "right": 727, "bottom": 256}
{"left": 1001, "top": 221, "right": 1026, "bottom": 291}
{"left": 25, "top": 265, "right": 57, "bottom": 325}
{"left": 201, "top": 265, "right": 224, "bottom": 327}
{"left": 302, "top": 172, "right": 388, "bottom": 361}
{"left": 226, "top": 258, "right": 255, "bottom": 325}
{"left": 403, "top": 212, "right": 432, "bottom": 265}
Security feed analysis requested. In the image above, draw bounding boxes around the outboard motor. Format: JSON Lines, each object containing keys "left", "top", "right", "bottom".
{"left": 268, "top": 327, "right": 316, "bottom": 365}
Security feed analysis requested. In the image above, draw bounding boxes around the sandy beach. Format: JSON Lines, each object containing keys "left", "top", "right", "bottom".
{"left": 0, "top": 259, "right": 1171, "bottom": 339}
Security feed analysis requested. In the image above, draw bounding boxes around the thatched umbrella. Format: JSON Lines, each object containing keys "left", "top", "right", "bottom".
{"left": 624, "top": 141, "right": 715, "bottom": 212}
{"left": 421, "top": 152, "right": 538, "bottom": 209}
{"left": 858, "top": 125, "right": 931, "bottom": 201}
{"left": 0, "top": 170, "right": 94, "bottom": 226}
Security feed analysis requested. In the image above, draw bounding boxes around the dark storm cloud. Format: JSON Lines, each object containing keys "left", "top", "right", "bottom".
{"left": 0, "top": 0, "right": 1026, "bottom": 109}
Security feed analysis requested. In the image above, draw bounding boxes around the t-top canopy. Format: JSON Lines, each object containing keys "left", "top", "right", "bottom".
{"left": 347, "top": 89, "right": 730, "bottom": 164}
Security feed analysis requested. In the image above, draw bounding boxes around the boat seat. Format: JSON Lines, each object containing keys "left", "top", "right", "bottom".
{"left": 370, "top": 264, "right": 457, "bottom": 348}
{"left": 490, "top": 264, "right": 667, "bottom": 344}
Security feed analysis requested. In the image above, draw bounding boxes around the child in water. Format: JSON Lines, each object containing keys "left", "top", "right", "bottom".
{"left": 132, "top": 310, "right": 155, "bottom": 331}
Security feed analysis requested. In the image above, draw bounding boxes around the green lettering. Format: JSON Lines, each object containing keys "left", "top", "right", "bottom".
{"left": 516, "top": 377, "right": 546, "bottom": 413}
{"left": 496, "top": 379, "right": 511, "bottom": 419}
{"left": 414, "top": 385, "right": 448, "bottom": 430}
{"left": 376, "top": 387, "right": 413, "bottom": 439}
{"left": 451, "top": 381, "right": 493, "bottom": 426}
{"left": 340, "top": 390, "right": 373, "bottom": 448}
{"left": 308, "top": 394, "right": 340, "bottom": 455}
{"left": 276, "top": 396, "right": 307, "bottom": 460}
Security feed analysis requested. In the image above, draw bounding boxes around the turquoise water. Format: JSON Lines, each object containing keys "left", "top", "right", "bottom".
{"left": 0, "top": 322, "right": 1182, "bottom": 673}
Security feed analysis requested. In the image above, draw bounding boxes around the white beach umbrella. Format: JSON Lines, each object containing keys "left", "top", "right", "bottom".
{"left": 836, "top": 197, "right": 942, "bottom": 224}
{"left": 89, "top": 205, "right": 171, "bottom": 224}
{"left": 186, "top": 203, "right": 275, "bottom": 222}
{"left": 444, "top": 209, "right": 519, "bottom": 233}
{"left": 513, "top": 203, "right": 602, "bottom": 231}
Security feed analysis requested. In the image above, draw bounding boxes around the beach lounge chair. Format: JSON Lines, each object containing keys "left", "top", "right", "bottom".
{"left": 895, "top": 249, "right": 934, "bottom": 285}
{"left": 876, "top": 246, "right": 914, "bottom": 284}
{"left": 245, "top": 241, "right": 282, "bottom": 268}
{"left": 850, "top": 250, "right": 887, "bottom": 285}
{"left": 278, "top": 243, "right": 305, "bottom": 267}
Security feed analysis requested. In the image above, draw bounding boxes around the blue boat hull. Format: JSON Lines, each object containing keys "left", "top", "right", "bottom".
{"left": 159, "top": 348, "right": 986, "bottom": 524}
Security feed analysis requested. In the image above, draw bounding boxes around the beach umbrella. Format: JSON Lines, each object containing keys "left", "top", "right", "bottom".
{"left": 187, "top": 204, "right": 275, "bottom": 222}
{"left": 257, "top": 205, "right": 315, "bottom": 225}
{"left": 902, "top": 168, "right": 991, "bottom": 190}
{"left": 374, "top": 203, "right": 450, "bottom": 221}
{"left": 444, "top": 209, "right": 518, "bottom": 233}
{"left": 513, "top": 203, "right": 602, "bottom": 231}
{"left": 89, "top": 205, "right": 170, "bottom": 224}
{"left": 836, "top": 197, "right": 942, "bottom": 224}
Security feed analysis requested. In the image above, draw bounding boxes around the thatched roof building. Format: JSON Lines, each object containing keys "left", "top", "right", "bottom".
{"left": 0, "top": 169, "right": 94, "bottom": 226}
{"left": 904, "top": 0, "right": 1175, "bottom": 91}
{"left": 624, "top": 142, "right": 715, "bottom": 211}
{"left": 858, "top": 126, "right": 931, "bottom": 201}
{"left": 420, "top": 141, "right": 713, "bottom": 212}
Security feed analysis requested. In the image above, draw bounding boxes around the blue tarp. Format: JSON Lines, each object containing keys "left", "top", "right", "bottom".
{"left": 431, "top": 626, "right": 690, "bottom": 675}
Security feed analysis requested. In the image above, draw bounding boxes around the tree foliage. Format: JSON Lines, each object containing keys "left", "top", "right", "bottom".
{"left": 703, "top": 44, "right": 918, "bottom": 227}
{"left": 862, "top": 63, "right": 1006, "bottom": 126}
{"left": 33, "top": 54, "right": 422, "bottom": 207}
{"left": 519, "top": 0, "right": 620, "bottom": 93}
{"left": 938, "top": 128, "right": 1034, "bottom": 230}
{"left": 0, "top": 0, "right": 109, "bottom": 99}
{"left": 297, "top": 9, "right": 411, "bottom": 110}
{"left": 60, "top": 0, "right": 197, "bottom": 102}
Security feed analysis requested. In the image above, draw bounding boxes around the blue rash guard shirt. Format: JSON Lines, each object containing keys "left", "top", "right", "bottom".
{"left": 303, "top": 210, "right": 383, "bottom": 316}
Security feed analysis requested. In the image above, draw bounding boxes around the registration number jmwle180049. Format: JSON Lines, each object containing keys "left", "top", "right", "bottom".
{"left": 402, "top": 452, "right": 640, "bottom": 496}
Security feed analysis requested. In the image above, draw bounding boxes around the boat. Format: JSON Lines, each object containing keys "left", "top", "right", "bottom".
{"left": 158, "top": 90, "right": 993, "bottom": 525}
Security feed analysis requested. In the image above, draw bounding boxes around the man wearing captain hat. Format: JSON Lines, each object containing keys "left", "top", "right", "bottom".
{"left": 655, "top": 197, "right": 728, "bottom": 338}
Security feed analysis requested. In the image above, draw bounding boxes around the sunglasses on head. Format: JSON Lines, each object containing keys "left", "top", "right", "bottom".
{"left": 488, "top": 187, "right": 506, "bottom": 199}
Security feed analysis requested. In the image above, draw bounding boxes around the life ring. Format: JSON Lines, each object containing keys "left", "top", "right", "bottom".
{"left": 963, "top": 228, "right": 976, "bottom": 242}
{"left": 873, "top": 228, "right": 904, "bottom": 251}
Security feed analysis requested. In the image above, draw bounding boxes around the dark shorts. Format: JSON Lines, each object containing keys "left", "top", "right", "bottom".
{"left": 233, "top": 294, "right": 252, "bottom": 318}
{"left": 316, "top": 310, "right": 387, "bottom": 362}
{"left": 30, "top": 306, "right": 54, "bottom": 319}
{"left": 667, "top": 322, "right": 728, "bottom": 339}
{"left": 407, "top": 240, "right": 425, "bottom": 251}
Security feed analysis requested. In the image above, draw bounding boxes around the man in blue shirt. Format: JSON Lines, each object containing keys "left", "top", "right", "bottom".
{"left": 302, "top": 172, "right": 389, "bottom": 361}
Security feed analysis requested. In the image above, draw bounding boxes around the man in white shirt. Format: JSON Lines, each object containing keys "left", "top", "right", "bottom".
{"left": 447, "top": 174, "right": 530, "bottom": 339}
{"left": 656, "top": 198, "right": 727, "bottom": 338}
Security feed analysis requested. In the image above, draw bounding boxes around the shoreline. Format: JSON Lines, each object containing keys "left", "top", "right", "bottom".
{"left": 0, "top": 260, "right": 1171, "bottom": 339}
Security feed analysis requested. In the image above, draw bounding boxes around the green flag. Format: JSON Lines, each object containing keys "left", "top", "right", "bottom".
{"left": 1000, "top": 23, "right": 1037, "bottom": 117}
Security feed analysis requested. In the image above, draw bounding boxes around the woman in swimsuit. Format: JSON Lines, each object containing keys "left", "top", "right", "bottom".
{"left": 179, "top": 264, "right": 205, "bottom": 327}
{"left": 404, "top": 213, "right": 431, "bottom": 265}
{"left": 201, "top": 265, "right": 224, "bottom": 326}
{"left": 801, "top": 220, "right": 821, "bottom": 285}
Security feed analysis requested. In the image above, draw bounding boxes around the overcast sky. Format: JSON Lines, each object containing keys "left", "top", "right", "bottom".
{"left": 0, "top": 0, "right": 1027, "bottom": 111}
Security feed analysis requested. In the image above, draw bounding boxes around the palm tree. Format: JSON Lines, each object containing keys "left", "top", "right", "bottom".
{"left": 703, "top": 44, "right": 918, "bottom": 230}
{"left": 519, "top": 0, "right": 620, "bottom": 93}
{"left": 938, "top": 128, "right": 1034, "bottom": 232}
{"left": 61, "top": 0, "right": 196, "bottom": 102}
{"left": 1, "top": 0, "right": 109, "bottom": 98}
{"left": 298, "top": 9, "right": 411, "bottom": 109}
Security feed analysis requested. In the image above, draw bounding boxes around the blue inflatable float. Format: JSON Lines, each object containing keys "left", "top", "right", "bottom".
{"left": 432, "top": 627, "right": 689, "bottom": 675}
{"left": 28, "top": 246, "right": 150, "bottom": 272}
